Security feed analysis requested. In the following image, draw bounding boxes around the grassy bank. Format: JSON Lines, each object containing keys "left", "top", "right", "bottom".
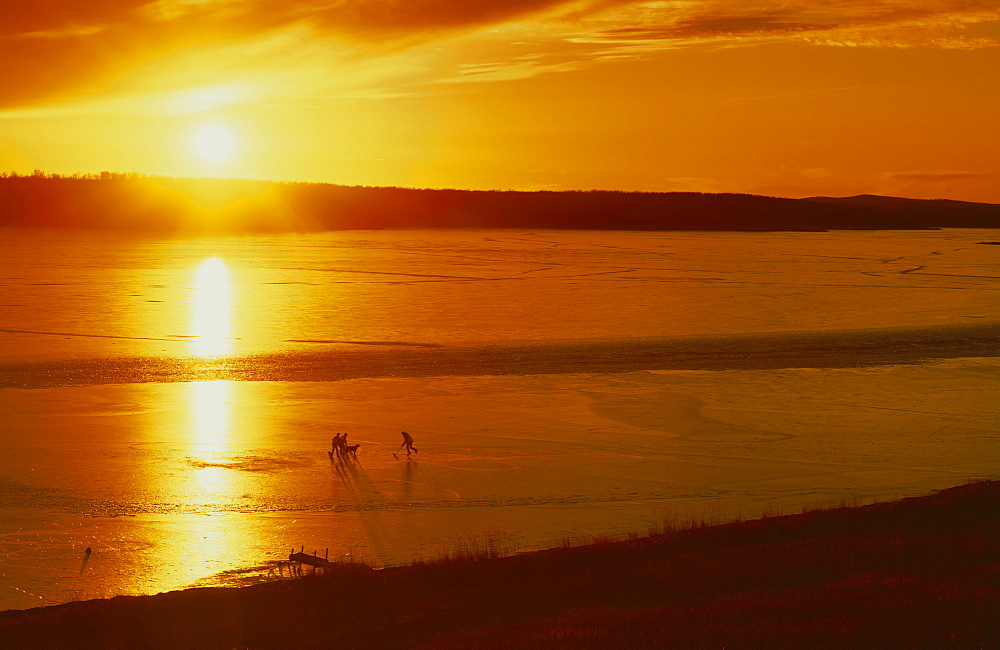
{"left": 1, "top": 481, "right": 997, "bottom": 648}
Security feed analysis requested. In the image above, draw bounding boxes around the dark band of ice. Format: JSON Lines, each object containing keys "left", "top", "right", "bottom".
{"left": 1, "top": 322, "right": 997, "bottom": 389}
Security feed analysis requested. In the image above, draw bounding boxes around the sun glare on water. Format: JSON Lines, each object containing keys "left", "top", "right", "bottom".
{"left": 191, "top": 257, "right": 232, "bottom": 357}
{"left": 191, "top": 122, "right": 237, "bottom": 166}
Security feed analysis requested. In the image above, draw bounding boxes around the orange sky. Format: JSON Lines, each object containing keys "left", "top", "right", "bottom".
{"left": 1, "top": 1, "right": 998, "bottom": 202}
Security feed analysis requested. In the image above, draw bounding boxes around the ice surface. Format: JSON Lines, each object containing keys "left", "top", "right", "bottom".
{"left": 0, "top": 227, "right": 997, "bottom": 610}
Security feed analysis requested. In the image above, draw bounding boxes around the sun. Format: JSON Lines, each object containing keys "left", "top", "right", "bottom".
{"left": 191, "top": 122, "right": 237, "bottom": 166}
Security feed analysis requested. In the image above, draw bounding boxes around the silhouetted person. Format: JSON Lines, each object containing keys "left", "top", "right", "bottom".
{"left": 400, "top": 431, "right": 418, "bottom": 456}
{"left": 331, "top": 433, "right": 346, "bottom": 459}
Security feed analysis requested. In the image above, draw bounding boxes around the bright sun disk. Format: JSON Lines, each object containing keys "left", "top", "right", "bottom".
{"left": 191, "top": 122, "right": 236, "bottom": 165}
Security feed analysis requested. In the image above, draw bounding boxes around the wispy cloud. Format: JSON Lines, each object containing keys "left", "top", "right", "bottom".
{"left": 443, "top": 54, "right": 586, "bottom": 84}
{"left": 0, "top": 24, "right": 440, "bottom": 119}
{"left": 0, "top": 0, "right": 596, "bottom": 109}
{"left": 1, "top": 0, "right": 997, "bottom": 110}
{"left": 569, "top": 1, "right": 1000, "bottom": 50}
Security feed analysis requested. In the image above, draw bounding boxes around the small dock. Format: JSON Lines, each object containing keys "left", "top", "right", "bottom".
{"left": 268, "top": 547, "right": 332, "bottom": 577}
{"left": 289, "top": 550, "right": 332, "bottom": 569}
{"left": 268, "top": 546, "right": 374, "bottom": 579}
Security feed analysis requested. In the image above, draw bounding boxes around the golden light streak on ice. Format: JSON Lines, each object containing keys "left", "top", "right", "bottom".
{"left": 189, "top": 379, "right": 233, "bottom": 499}
{"left": 191, "top": 257, "right": 232, "bottom": 357}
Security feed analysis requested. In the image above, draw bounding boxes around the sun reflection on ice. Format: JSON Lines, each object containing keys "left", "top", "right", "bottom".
{"left": 193, "top": 379, "right": 230, "bottom": 444}
{"left": 132, "top": 380, "right": 268, "bottom": 598}
{"left": 191, "top": 257, "right": 232, "bottom": 357}
{"left": 190, "top": 379, "right": 232, "bottom": 498}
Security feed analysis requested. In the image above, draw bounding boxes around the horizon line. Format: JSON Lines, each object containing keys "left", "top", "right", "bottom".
{"left": 2, "top": 169, "right": 995, "bottom": 206}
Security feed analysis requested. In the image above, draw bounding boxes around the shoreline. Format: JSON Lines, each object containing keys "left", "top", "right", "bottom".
{"left": 0, "top": 480, "right": 995, "bottom": 647}
{"left": 1, "top": 359, "right": 996, "bottom": 612}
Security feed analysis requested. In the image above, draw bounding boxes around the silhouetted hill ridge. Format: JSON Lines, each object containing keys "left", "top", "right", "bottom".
{"left": 805, "top": 194, "right": 994, "bottom": 208}
{"left": 1, "top": 173, "right": 998, "bottom": 232}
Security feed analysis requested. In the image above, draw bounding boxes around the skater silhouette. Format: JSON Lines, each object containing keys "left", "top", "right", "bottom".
{"left": 396, "top": 431, "right": 418, "bottom": 456}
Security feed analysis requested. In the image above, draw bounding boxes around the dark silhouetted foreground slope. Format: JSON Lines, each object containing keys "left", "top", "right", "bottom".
{"left": 3, "top": 172, "right": 999, "bottom": 232}
{"left": 0, "top": 481, "right": 996, "bottom": 648}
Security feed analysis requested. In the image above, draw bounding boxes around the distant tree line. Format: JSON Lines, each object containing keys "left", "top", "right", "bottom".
{"left": 1, "top": 171, "right": 998, "bottom": 233}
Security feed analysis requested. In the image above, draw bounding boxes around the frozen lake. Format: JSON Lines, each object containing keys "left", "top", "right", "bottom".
{"left": 0, "top": 228, "right": 997, "bottom": 610}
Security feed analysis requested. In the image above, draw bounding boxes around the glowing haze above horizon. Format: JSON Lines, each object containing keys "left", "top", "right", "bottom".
{"left": 1, "top": 1, "right": 998, "bottom": 202}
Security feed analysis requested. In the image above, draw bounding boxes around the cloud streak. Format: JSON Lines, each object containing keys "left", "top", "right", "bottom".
{"left": 567, "top": 1, "right": 1000, "bottom": 50}
{"left": 0, "top": 0, "right": 586, "bottom": 109}
{"left": 0, "top": 0, "right": 997, "bottom": 110}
